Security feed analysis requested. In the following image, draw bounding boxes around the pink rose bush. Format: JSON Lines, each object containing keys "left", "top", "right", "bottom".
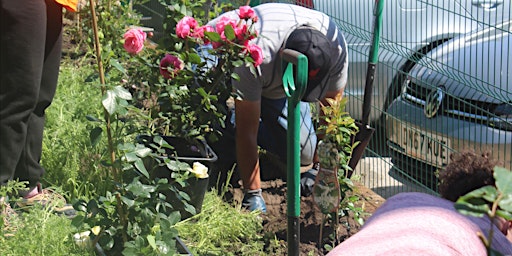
{"left": 121, "top": 5, "right": 263, "bottom": 139}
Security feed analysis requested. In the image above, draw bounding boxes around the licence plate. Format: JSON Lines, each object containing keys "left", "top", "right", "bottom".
{"left": 396, "top": 124, "right": 451, "bottom": 168}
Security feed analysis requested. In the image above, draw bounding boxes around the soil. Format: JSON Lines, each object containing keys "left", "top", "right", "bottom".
{"left": 219, "top": 153, "right": 386, "bottom": 255}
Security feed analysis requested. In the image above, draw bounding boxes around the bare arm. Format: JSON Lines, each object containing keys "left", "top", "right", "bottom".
{"left": 235, "top": 98, "right": 262, "bottom": 190}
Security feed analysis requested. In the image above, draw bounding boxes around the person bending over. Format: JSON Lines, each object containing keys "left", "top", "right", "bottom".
{"left": 207, "top": 3, "right": 348, "bottom": 213}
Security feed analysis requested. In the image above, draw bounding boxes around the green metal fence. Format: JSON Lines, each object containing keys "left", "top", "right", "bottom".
{"left": 137, "top": 0, "right": 512, "bottom": 199}
{"left": 314, "top": 0, "right": 512, "bottom": 198}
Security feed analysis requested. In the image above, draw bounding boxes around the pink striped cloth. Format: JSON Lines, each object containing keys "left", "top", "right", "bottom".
{"left": 327, "top": 192, "right": 512, "bottom": 256}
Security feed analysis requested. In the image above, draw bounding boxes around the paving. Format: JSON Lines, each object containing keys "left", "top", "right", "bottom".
{"left": 353, "top": 157, "right": 437, "bottom": 199}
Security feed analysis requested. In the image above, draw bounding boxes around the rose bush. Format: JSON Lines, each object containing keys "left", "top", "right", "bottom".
{"left": 122, "top": 4, "right": 262, "bottom": 143}
{"left": 71, "top": 2, "right": 266, "bottom": 255}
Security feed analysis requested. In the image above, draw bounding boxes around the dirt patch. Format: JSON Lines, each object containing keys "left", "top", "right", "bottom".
{"left": 221, "top": 155, "right": 386, "bottom": 255}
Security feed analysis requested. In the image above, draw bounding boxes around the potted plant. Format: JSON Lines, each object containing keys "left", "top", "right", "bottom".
{"left": 71, "top": 2, "right": 263, "bottom": 254}
{"left": 119, "top": 2, "right": 263, "bottom": 218}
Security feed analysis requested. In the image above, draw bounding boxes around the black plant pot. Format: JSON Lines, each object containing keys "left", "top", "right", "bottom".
{"left": 137, "top": 135, "right": 218, "bottom": 220}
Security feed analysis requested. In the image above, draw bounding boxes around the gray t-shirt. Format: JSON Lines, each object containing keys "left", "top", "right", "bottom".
{"left": 207, "top": 3, "right": 348, "bottom": 101}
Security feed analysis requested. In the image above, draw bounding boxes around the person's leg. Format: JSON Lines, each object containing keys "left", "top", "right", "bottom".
{"left": 259, "top": 97, "right": 318, "bottom": 196}
{"left": 0, "top": 0, "right": 47, "bottom": 187}
{"left": 16, "top": 0, "right": 63, "bottom": 190}
{"left": 259, "top": 97, "right": 317, "bottom": 167}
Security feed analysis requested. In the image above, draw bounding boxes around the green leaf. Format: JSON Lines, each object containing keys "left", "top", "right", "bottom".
{"left": 147, "top": 235, "right": 157, "bottom": 250}
{"left": 124, "top": 152, "right": 139, "bottom": 162}
{"left": 89, "top": 127, "right": 103, "bottom": 147}
{"left": 102, "top": 90, "right": 117, "bottom": 115}
{"left": 188, "top": 53, "right": 202, "bottom": 64}
{"left": 231, "top": 72, "right": 240, "bottom": 81}
{"left": 109, "top": 58, "right": 126, "bottom": 74}
{"left": 454, "top": 199, "right": 490, "bottom": 217}
{"left": 458, "top": 185, "right": 498, "bottom": 203}
{"left": 113, "top": 85, "right": 132, "bottom": 100}
{"left": 204, "top": 31, "right": 221, "bottom": 42}
{"left": 494, "top": 166, "right": 512, "bottom": 194}
{"left": 127, "top": 182, "right": 155, "bottom": 198}
{"left": 232, "top": 59, "right": 244, "bottom": 67}
{"left": 134, "top": 147, "right": 152, "bottom": 158}
{"left": 85, "top": 115, "right": 102, "bottom": 122}
{"left": 499, "top": 193, "right": 512, "bottom": 212}
{"left": 120, "top": 196, "right": 135, "bottom": 208}
{"left": 224, "top": 25, "right": 236, "bottom": 41}
{"left": 134, "top": 158, "right": 150, "bottom": 179}
{"left": 496, "top": 209, "right": 512, "bottom": 220}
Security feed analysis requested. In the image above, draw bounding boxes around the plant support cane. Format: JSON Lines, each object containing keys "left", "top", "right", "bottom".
{"left": 281, "top": 49, "right": 308, "bottom": 256}
{"left": 88, "top": 0, "right": 128, "bottom": 245}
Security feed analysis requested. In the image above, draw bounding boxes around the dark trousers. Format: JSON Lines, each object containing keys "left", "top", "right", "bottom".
{"left": 210, "top": 97, "right": 317, "bottom": 174}
{"left": 0, "top": 0, "right": 63, "bottom": 187}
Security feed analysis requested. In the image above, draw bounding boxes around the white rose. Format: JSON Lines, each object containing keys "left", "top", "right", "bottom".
{"left": 191, "top": 162, "right": 209, "bottom": 179}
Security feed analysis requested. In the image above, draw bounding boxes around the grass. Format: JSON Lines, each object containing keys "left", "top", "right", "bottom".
{"left": 42, "top": 58, "right": 110, "bottom": 200}
{"left": 176, "top": 190, "right": 265, "bottom": 255}
{"left": 0, "top": 206, "right": 91, "bottom": 256}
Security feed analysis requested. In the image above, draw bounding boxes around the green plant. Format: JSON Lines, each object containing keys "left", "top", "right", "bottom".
{"left": 66, "top": 1, "right": 266, "bottom": 254}
{"left": 42, "top": 60, "right": 111, "bottom": 199}
{"left": 455, "top": 166, "right": 512, "bottom": 256}
{"left": 315, "top": 92, "right": 367, "bottom": 250}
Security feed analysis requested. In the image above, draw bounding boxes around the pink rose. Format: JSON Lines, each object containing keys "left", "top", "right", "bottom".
{"left": 238, "top": 6, "right": 256, "bottom": 21}
{"left": 215, "top": 16, "right": 237, "bottom": 35}
{"left": 246, "top": 43, "right": 263, "bottom": 67}
{"left": 192, "top": 25, "right": 215, "bottom": 43}
{"left": 123, "top": 29, "right": 147, "bottom": 54}
{"left": 159, "top": 54, "right": 184, "bottom": 79}
{"left": 176, "top": 16, "right": 198, "bottom": 38}
{"left": 234, "top": 23, "right": 248, "bottom": 42}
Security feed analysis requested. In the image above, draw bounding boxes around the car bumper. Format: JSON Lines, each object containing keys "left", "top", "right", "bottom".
{"left": 386, "top": 97, "right": 512, "bottom": 170}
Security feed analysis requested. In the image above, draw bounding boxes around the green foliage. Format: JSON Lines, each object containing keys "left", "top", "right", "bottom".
{"left": 455, "top": 166, "right": 512, "bottom": 255}
{"left": 315, "top": 92, "right": 368, "bottom": 250}
{"left": 318, "top": 93, "right": 359, "bottom": 174}
{"left": 71, "top": 177, "right": 183, "bottom": 255}
{"left": 176, "top": 191, "right": 265, "bottom": 255}
{"left": 42, "top": 1, "right": 268, "bottom": 254}
{"left": 42, "top": 61, "right": 111, "bottom": 199}
{"left": 75, "top": 0, "right": 143, "bottom": 57}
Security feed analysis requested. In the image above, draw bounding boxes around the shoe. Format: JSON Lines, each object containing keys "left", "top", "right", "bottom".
{"left": 17, "top": 184, "right": 76, "bottom": 218}
{"left": 300, "top": 165, "right": 319, "bottom": 197}
{"left": 242, "top": 189, "right": 267, "bottom": 213}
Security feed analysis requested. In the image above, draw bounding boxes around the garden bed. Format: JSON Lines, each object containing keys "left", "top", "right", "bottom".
{"left": 224, "top": 154, "right": 386, "bottom": 255}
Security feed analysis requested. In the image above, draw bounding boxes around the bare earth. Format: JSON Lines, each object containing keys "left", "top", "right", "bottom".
{"left": 224, "top": 156, "right": 386, "bottom": 255}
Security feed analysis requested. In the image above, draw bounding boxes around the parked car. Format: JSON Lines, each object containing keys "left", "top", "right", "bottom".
{"left": 386, "top": 19, "right": 512, "bottom": 186}
{"left": 313, "top": 0, "right": 510, "bottom": 125}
